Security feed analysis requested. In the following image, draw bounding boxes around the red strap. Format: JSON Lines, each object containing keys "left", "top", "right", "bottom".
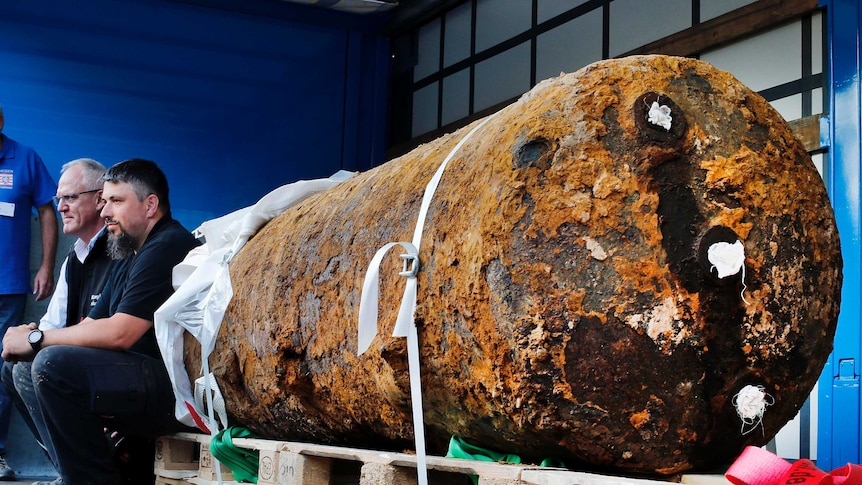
{"left": 727, "top": 446, "right": 792, "bottom": 485}
{"left": 184, "top": 400, "right": 211, "bottom": 434}
{"left": 831, "top": 463, "right": 862, "bottom": 485}
{"left": 726, "top": 446, "right": 862, "bottom": 485}
{"left": 779, "top": 459, "right": 831, "bottom": 485}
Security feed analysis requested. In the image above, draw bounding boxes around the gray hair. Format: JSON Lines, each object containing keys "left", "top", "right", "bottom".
{"left": 61, "top": 158, "right": 106, "bottom": 191}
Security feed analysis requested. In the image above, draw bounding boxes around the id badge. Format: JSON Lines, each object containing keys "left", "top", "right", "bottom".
{"left": 0, "top": 201, "right": 14, "bottom": 218}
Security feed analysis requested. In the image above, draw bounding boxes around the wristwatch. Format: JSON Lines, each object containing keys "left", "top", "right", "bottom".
{"left": 27, "top": 329, "right": 44, "bottom": 352}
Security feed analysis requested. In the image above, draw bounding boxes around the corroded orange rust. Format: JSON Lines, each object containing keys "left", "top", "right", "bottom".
{"left": 192, "top": 55, "right": 842, "bottom": 475}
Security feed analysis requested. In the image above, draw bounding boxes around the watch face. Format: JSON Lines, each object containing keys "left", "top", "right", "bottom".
{"left": 28, "top": 330, "right": 42, "bottom": 344}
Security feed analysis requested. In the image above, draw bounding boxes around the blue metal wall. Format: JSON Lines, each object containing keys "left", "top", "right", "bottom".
{"left": 818, "top": 0, "right": 862, "bottom": 471}
{"left": 0, "top": 0, "right": 391, "bottom": 230}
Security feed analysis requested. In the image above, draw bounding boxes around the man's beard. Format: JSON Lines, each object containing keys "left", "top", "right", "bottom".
{"left": 107, "top": 229, "right": 138, "bottom": 260}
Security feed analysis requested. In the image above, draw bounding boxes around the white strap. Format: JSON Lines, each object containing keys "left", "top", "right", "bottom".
{"left": 356, "top": 113, "right": 497, "bottom": 485}
{"left": 357, "top": 242, "right": 419, "bottom": 354}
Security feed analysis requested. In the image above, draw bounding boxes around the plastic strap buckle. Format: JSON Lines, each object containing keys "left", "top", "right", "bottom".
{"left": 399, "top": 252, "right": 419, "bottom": 278}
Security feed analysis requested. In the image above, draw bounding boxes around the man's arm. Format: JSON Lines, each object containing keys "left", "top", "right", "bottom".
{"left": 45, "top": 313, "right": 151, "bottom": 350}
{"left": 33, "top": 202, "right": 58, "bottom": 301}
{"left": 2, "top": 313, "right": 151, "bottom": 362}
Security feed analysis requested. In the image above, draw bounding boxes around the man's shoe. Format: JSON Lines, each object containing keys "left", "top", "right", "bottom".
{"left": 31, "top": 479, "right": 62, "bottom": 485}
{"left": 0, "top": 455, "right": 14, "bottom": 480}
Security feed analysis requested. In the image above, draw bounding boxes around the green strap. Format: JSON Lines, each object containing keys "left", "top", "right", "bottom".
{"left": 446, "top": 435, "right": 565, "bottom": 485}
{"left": 210, "top": 427, "right": 260, "bottom": 483}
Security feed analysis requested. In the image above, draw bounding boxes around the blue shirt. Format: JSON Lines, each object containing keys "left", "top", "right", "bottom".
{"left": 0, "top": 134, "right": 57, "bottom": 295}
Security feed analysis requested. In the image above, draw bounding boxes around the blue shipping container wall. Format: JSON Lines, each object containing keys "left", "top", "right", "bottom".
{"left": 0, "top": 0, "right": 391, "bottom": 230}
{"left": 818, "top": 0, "right": 862, "bottom": 471}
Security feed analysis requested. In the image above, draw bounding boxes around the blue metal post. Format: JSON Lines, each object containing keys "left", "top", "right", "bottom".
{"left": 818, "top": 0, "right": 862, "bottom": 470}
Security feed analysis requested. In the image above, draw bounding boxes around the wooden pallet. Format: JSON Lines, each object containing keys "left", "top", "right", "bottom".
{"left": 154, "top": 432, "right": 732, "bottom": 485}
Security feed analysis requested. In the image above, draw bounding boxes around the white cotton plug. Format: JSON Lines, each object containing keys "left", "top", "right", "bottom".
{"left": 707, "top": 240, "right": 745, "bottom": 278}
{"left": 647, "top": 101, "right": 672, "bottom": 131}
{"left": 707, "top": 240, "right": 750, "bottom": 304}
{"left": 732, "top": 384, "right": 774, "bottom": 435}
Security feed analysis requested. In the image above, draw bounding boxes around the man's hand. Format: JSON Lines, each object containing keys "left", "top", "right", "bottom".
{"left": 2, "top": 322, "right": 38, "bottom": 363}
{"left": 34, "top": 202, "right": 57, "bottom": 301}
{"left": 33, "top": 265, "right": 54, "bottom": 301}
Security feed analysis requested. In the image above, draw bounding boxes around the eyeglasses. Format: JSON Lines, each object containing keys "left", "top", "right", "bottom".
{"left": 52, "top": 189, "right": 100, "bottom": 205}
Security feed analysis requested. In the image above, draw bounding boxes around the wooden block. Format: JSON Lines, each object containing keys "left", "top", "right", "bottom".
{"left": 154, "top": 436, "right": 198, "bottom": 471}
{"left": 257, "top": 448, "right": 278, "bottom": 485}
{"left": 198, "top": 443, "right": 235, "bottom": 481}
{"left": 359, "top": 462, "right": 418, "bottom": 485}
{"left": 276, "top": 451, "right": 333, "bottom": 485}
{"left": 155, "top": 477, "right": 190, "bottom": 485}
{"left": 680, "top": 474, "right": 732, "bottom": 485}
{"left": 478, "top": 477, "right": 522, "bottom": 485}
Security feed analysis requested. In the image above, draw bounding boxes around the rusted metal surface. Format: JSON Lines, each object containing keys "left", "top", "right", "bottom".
{"left": 191, "top": 55, "right": 842, "bottom": 475}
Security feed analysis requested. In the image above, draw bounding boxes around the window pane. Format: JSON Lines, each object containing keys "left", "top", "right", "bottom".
{"left": 412, "top": 82, "right": 438, "bottom": 137}
{"left": 701, "top": 21, "right": 801, "bottom": 92}
{"left": 700, "top": 0, "right": 757, "bottom": 22}
{"left": 609, "top": 0, "right": 691, "bottom": 57}
{"left": 812, "top": 87, "right": 823, "bottom": 115}
{"left": 444, "top": 2, "right": 472, "bottom": 68}
{"left": 474, "top": 42, "right": 531, "bottom": 112}
{"left": 812, "top": 11, "right": 823, "bottom": 76}
{"left": 538, "top": 0, "right": 594, "bottom": 24}
{"left": 812, "top": 153, "right": 824, "bottom": 179}
{"left": 414, "top": 19, "right": 440, "bottom": 81}
{"left": 442, "top": 69, "right": 470, "bottom": 126}
{"left": 537, "top": 7, "right": 603, "bottom": 82}
{"left": 476, "top": 0, "right": 531, "bottom": 53}
{"left": 770, "top": 94, "right": 802, "bottom": 122}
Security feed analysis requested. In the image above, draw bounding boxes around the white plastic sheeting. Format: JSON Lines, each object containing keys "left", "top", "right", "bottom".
{"left": 154, "top": 170, "right": 355, "bottom": 432}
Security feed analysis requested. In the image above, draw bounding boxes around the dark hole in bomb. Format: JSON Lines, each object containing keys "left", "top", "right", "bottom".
{"left": 634, "top": 92, "right": 687, "bottom": 146}
{"left": 513, "top": 137, "right": 553, "bottom": 169}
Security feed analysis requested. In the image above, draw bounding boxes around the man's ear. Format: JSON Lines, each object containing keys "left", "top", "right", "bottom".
{"left": 145, "top": 193, "right": 160, "bottom": 218}
{"left": 95, "top": 190, "right": 105, "bottom": 212}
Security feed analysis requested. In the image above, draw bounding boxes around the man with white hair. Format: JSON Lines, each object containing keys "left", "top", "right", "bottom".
{"left": 1, "top": 158, "right": 113, "bottom": 484}
{"left": 2, "top": 158, "right": 199, "bottom": 484}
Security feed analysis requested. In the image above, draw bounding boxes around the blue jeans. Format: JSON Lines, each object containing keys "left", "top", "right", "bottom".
{"left": 0, "top": 294, "right": 27, "bottom": 456}
{"left": 2, "top": 361, "right": 55, "bottom": 467}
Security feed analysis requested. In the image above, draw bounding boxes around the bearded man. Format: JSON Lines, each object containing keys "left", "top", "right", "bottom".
{"left": 1, "top": 158, "right": 200, "bottom": 485}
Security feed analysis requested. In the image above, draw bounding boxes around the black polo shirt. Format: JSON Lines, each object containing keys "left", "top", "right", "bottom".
{"left": 89, "top": 216, "right": 201, "bottom": 358}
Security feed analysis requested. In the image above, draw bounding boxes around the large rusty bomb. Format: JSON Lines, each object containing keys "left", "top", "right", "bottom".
{"left": 188, "top": 55, "right": 841, "bottom": 474}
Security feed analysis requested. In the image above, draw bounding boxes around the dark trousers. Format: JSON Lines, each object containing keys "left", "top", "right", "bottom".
{"left": 22, "top": 345, "right": 190, "bottom": 485}
{"left": 0, "top": 294, "right": 27, "bottom": 455}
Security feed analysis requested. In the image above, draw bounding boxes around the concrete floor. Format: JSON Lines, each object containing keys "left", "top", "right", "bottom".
{"left": 4, "top": 410, "right": 56, "bottom": 482}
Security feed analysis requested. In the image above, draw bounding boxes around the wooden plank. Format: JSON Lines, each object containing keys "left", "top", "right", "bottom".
{"left": 520, "top": 469, "right": 670, "bottom": 485}
{"left": 788, "top": 114, "right": 823, "bottom": 152}
{"left": 241, "top": 438, "right": 535, "bottom": 478}
{"left": 622, "top": 0, "right": 821, "bottom": 57}
{"left": 359, "top": 462, "right": 419, "bottom": 485}
{"left": 158, "top": 434, "right": 734, "bottom": 485}
{"left": 680, "top": 474, "right": 733, "bottom": 485}
{"left": 155, "top": 477, "right": 192, "bottom": 485}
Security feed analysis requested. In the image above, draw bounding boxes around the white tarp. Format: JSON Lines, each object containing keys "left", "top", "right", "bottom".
{"left": 154, "top": 171, "right": 355, "bottom": 431}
